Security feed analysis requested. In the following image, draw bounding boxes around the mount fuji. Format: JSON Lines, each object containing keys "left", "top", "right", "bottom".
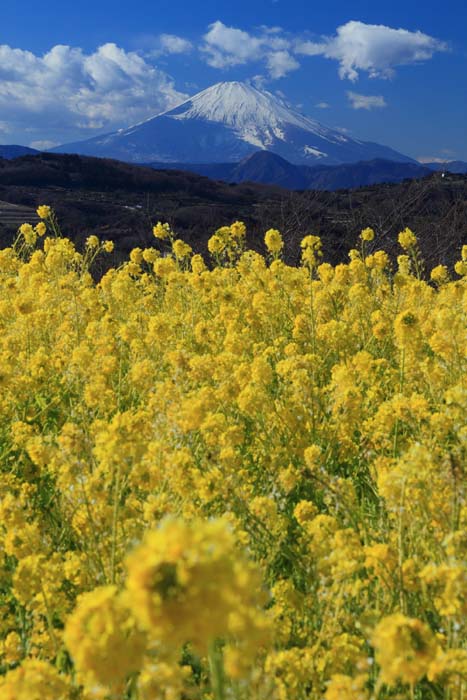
{"left": 53, "top": 81, "right": 414, "bottom": 166}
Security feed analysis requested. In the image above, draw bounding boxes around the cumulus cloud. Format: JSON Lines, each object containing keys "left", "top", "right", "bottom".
{"left": 296, "top": 21, "right": 447, "bottom": 81}
{"left": 294, "top": 40, "right": 324, "bottom": 57}
{"left": 266, "top": 51, "right": 299, "bottom": 79}
{"left": 0, "top": 42, "right": 187, "bottom": 145}
{"left": 347, "top": 91, "right": 387, "bottom": 110}
{"left": 158, "top": 34, "right": 193, "bottom": 54}
{"left": 201, "top": 21, "right": 296, "bottom": 78}
{"left": 200, "top": 20, "right": 446, "bottom": 82}
{"left": 202, "top": 21, "right": 264, "bottom": 68}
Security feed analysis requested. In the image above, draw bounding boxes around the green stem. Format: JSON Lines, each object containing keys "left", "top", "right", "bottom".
{"left": 398, "top": 478, "right": 407, "bottom": 614}
{"left": 40, "top": 581, "right": 59, "bottom": 654}
{"left": 393, "top": 349, "right": 405, "bottom": 458}
{"left": 208, "top": 640, "right": 225, "bottom": 700}
{"left": 110, "top": 461, "right": 122, "bottom": 584}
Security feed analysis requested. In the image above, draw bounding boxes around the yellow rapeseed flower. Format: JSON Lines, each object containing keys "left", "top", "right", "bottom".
{"left": 372, "top": 613, "right": 438, "bottom": 686}
{"left": 36, "top": 205, "right": 51, "bottom": 219}
{"left": 360, "top": 227, "right": 375, "bottom": 242}
{"left": 0, "top": 659, "right": 69, "bottom": 700}
{"left": 64, "top": 585, "right": 146, "bottom": 690}
{"left": 125, "top": 517, "right": 269, "bottom": 651}
{"left": 86, "top": 234, "right": 99, "bottom": 248}
{"left": 153, "top": 222, "right": 171, "bottom": 240}
{"left": 264, "top": 228, "right": 284, "bottom": 255}
{"left": 398, "top": 227, "right": 417, "bottom": 250}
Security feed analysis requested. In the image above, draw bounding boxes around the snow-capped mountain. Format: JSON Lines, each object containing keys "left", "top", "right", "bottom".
{"left": 53, "top": 81, "right": 414, "bottom": 165}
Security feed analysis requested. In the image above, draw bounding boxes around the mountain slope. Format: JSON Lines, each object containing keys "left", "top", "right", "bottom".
{"left": 425, "top": 161, "right": 467, "bottom": 174}
{"left": 296, "top": 158, "right": 433, "bottom": 190}
{"left": 230, "top": 152, "right": 310, "bottom": 189}
{"left": 0, "top": 145, "right": 40, "bottom": 159}
{"left": 53, "top": 81, "right": 414, "bottom": 166}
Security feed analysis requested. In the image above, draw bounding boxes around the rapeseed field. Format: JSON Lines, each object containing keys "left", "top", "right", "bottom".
{"left": 1, "top": 208, "right": 466, "bottom": 699}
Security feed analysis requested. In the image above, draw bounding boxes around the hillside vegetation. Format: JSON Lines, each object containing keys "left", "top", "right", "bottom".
{"left": 0, "top": 154, "right": 466, "bottom": 276}
{"left": 1, "top": 212, "right": 467, "bottom": 698}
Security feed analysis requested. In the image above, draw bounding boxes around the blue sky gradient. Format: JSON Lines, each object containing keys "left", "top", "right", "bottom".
{"left": 1, "top": 0, "right": 465, "bottom": 160}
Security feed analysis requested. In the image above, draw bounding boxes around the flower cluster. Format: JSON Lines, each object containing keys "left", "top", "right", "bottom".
{"left": 0, "top": 214, "right": 467, "bottom": 699}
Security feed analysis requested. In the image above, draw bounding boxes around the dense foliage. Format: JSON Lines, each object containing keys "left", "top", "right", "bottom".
{"left": 1, "top": 209, "right": 467, "bottom": 699}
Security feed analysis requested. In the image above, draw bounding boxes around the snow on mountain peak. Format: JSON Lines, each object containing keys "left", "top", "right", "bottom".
{"left": 161, "top": 81, "right": 333, "bottom": 148}
{"left": 53, "top": 80, "right": 414, "bottom": 166}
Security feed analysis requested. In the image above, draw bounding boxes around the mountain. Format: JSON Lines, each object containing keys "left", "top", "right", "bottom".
{"left": 229, "top": 151, "right": 309, "bottom": 189}
{"left": 53, "top": 81, "right": 414, "bottom": 166}
{"left": 146, "top": 152, "right": 310, "bottom": 189}
{"left": 297, "top": 158, "right": 433, "bottom": 190}
{"left": 232, "top": 153, "right": 432, "bottom": 190}
{"left": 0, "top": 145, "right": 40, "bottom": 159}
{"left": 425, "top": 161, "right": 467, "bottom": 174}
{"left": 147, "top": 152, "right": 433, "bottom": 190}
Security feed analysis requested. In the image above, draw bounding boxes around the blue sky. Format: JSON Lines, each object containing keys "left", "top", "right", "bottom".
{"left": 1, "top": 0, "right": 466, "bottom": 160}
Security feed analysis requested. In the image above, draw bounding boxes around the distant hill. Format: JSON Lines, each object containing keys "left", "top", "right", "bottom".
{"left": 0, "top": 152, "right": 465, "bottom": 275}
{"left": 146, "top": 152, "right": 433, "bottom": 190}
{"left": 0, "top": 145, "right": 40, "bottom": 159}
{"left": 295, "top": 157, "right": 433, "bottom": 190}
{"left": 230, "top": 152, "right": 309, "bottom": 189}
{"left": 0, "top": 151, "right": 282, "bottom": 196}
{"left": 425, "top": 161, "right": 467, "bottom": 174}
{"left": 145, "top": 153, "right": 309, "bottom": 189}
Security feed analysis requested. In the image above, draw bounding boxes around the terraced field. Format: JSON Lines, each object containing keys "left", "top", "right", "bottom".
{"left": 0, "top": 200, "right": 39, "bottom": 229}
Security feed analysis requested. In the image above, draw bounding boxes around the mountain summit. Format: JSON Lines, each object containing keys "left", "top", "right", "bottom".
{"left": 54, "top": 81, "right": 413, "bottom": 165}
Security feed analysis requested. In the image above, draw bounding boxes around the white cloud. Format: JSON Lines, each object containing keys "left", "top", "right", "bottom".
{"left": 347, "top": 91, "right": 387, "bottom": 110}
{"left": 30, "top": 140, "right": 59, "bottom": 150}
{"left": 202, "top": 21, "right": 264, "bottom": 68}
{"left": 315, "top": 101, "right": 330, "bottom": 109}
{"left": 296, "top": 21, "right": 447, "bottom": 81}
{"left": 201, "top": 21, "right": 297, "bottom": 78}
{"left": 251, "top": 74, "right": 267, "bottom": 89}
{"left": 0, "top": 121, "right": 12, "bottom": 135}
{"left": 200, "top": 20, "right": 446, "bottom": 83}
{"left": 258, "top": 25, "right": 284, "bottom": 35}
{"left": 159, "top": 34, "right": 193, "bottom": 54}
{"left": 417, "top": 156, "right": 450, "bottom": 163}
{"left": 0, "top": 42, "right": 187, "bottom": 145}
{"left": 267, "top": 51, "right": 299, "bottom": 79}
{"left": 294, "top": 40, "right": 325, "bottom": 57}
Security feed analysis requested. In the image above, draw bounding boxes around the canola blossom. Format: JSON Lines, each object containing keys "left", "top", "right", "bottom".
{"left": 1, "top": 211, "right": 467, "bottom": 698}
